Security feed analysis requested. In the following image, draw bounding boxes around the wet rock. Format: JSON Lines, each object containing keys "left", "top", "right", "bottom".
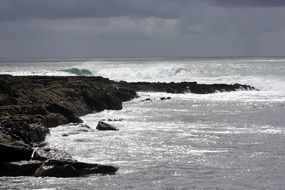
{"left": 34, "top": 160, "right": 80, "bottom": 177}
{"left": 96, "top": 121, "right": 119, "bottom": 131}
{"left": 34, "top": 160, "right": 119, "bottom": 177}
{"left": 72, "top": 161, "right": 119, "bottom": 175}
{"left": 32, "top": 148, "right": 77, "bottom": 162}
{"left": 160, "top": 97, "right": 171, "bottom": 100}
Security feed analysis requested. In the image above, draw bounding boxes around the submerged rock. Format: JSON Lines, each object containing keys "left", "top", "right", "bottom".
{"left": 34, "top": 160, "right": 119, "bottom": 177}
{"left": 96, "top": 121, "right": 119, "bottom": 131}
{"left": 34, "top": 160, "right": 80, "bottom": 177}
{"left": 160, "top": 97, "right": 171, "bottom": 100}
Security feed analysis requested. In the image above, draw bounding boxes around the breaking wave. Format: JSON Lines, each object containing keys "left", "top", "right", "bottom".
{"left": 94, "top": 66, "right": 193, "bottom": 82}
{"left": 60, "top": 68, "right": 93, "bottom": 76}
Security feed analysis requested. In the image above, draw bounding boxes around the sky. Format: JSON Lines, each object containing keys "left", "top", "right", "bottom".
{"left": 0, "top": 0, "right": 285, "bottom": 58}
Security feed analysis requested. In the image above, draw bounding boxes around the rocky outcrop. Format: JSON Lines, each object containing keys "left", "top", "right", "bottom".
{"left": 122, "top": 81, "right": 255, "bottom": 94}
{"left": 0, "top": 75, "right": 137, "bottom": 177}
{"left": 0, "top": 75, "right": 256, "bottom": 177}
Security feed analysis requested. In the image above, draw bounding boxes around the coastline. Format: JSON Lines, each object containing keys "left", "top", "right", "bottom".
{"left": 0, "top": 75, "right": 255, "bottom": 177}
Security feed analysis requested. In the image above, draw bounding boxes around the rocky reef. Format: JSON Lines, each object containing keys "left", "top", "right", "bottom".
{"left": 0, "top": 75, "right": 256, "bottom": 177}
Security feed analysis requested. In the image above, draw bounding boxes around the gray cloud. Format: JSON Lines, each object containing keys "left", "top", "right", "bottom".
{"left": 1, "top": 0, "right": 285, "bottom": 22}
{"left": 0, "top": 0, "right": 189, "bottom": 21}
{"left": 0, "top": 0, "right": 285, "bottom": 58}
{"left": 209, "top": 0, "right": 285, "bottom": 7}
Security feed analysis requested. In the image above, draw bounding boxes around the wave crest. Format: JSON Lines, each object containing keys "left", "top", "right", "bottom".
{"left": 60, "top": 68, "right": 93, "bottom": 76}
{"left": 95, "top": 66, "right": 192, "bottom": 82}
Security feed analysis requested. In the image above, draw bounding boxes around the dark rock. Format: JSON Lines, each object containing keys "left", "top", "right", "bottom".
{"left": 0, "top": 141, "right": 33, "bottom": 162}
{"left": 125, "top": 81, "right": 256, "bottom": 94}
{"left": 34, "top": 160, "right": 80, "bottom": 177}
{"left": 96, "top": 121, "right": 119, "bottom": 131}
{"left": 0, "top": 81, "right": 16, "bottom": 97}
{"left": 40, "top": 113, "right": 69, "bottom": 128}
{"left": 142, "top": 98, "right": 152, "bottom": 102}
{"left": 160, "top": 97, "right": 171, "bottom": 100}
{"left": 46, "top": 103, "right": 83, "bottom": 124}
{"left": 72, "top": 161, "right": 119, "bottom": 175}
{"left": 107, "top": 118, "right": 123, "bottom": 122}
{"left": 0, "top": 119, "right": 49, "bottom": 144}
{"left": 34, "top": 160, "right": 119, "bottom": 177}
{"left": 0, "top": 160, "right": 43, "bottom": 176}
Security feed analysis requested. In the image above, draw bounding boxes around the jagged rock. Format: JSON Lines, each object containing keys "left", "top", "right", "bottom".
{"left": 32, "top": 148, "right": 77, "bottom": 162}
{"left": 96, "top": 121, "right": 119, "bottom": 131}
{"left": 46, "top": 103, "right": 82, "bottom": 124}
{"left": 0, "top": 119, "right": 49, "bottom": 144}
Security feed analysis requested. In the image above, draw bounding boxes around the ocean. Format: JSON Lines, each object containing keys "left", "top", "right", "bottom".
{"left": 1, "top": 58, "right": 285, "bottom": 189}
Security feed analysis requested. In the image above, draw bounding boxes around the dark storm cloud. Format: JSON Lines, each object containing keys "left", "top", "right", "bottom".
{"left": 209, "top": 0, "right": 285, "bottom": 7}
{"left": 0, "top": 0, "right": 190, "bottom": 21}
{"left": 0, "top": 0, "right": 285, "bottom": 58}
{"left": 1, "top": 0, "right": 285, "bottom": 22}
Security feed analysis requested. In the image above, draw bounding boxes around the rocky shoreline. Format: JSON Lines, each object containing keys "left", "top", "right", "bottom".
{"left": 0, "top": 75, "right": 255, "bottom": 177}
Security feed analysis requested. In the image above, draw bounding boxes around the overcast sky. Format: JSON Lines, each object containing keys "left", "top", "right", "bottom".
{"left": 0, "top": 0, "right": 285, "bottom": 58}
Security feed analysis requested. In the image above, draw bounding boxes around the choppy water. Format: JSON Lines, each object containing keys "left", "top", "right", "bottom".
{"left": 1, "top": 58, "right": 285, "bottom": 189}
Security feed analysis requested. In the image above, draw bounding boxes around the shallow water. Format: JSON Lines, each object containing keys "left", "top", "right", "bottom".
{"left": 1, "top": 58, "right": 285, "bottom": 189}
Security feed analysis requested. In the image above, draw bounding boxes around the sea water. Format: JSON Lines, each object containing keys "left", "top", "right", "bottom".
{"left": 0, "top": 58, "right": 285, "bottom": 189}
